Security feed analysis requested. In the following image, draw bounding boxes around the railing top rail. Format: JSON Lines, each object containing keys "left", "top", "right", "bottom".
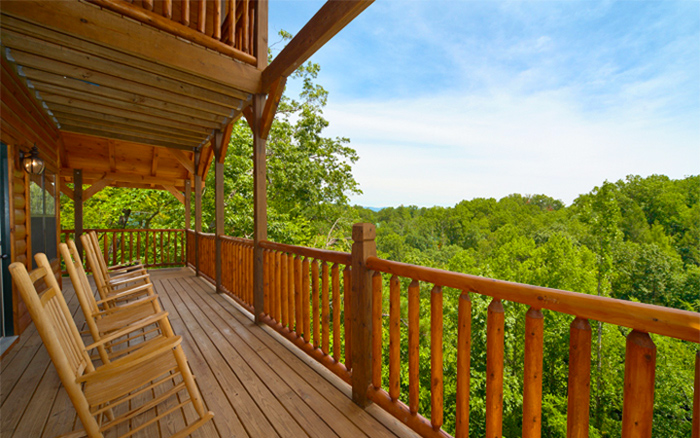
{"left": 367, "top": 256, "right": 700, "bottom": 343}
{"left": 220, "top": 235, "right": 254, "bottom": 245}
{"left": 62, "top": 228, "right": 185, "bottom": 233}
{"left": 260, "top": 240, "right": 352, "bottom": 266}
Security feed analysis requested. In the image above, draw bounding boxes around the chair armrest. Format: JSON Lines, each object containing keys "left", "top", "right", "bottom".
{"left": 108, "top": 273, "right": 150, "bottom": 287}
{"left": 97, "top": 283, "right": 153, "bottom": 305}
{"left": 79, "top": 335, "right": 181, "bottom": 383}
{"left": 83, "top": 311, "right": 169, "bottom": 352}
{"left": 94, "top": 294, "right": 158, "bottom": 316}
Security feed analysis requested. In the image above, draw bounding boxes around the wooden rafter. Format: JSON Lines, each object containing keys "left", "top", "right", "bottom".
{"left": 164, "top": 185, "right": 185, "bottom": 204}
{"left": 217, "top": 121, "right": 236, "bottom": 164}
{"left": 168, "top": 149, "right": 196, "bottom": 175}
{"left": 261, "top": 0, "right": 374, "bottom": 91}
{"left": 83, "top": 176, "right": 113, "bottom": 201}
{"left": 59, "top": 169, "right": 187, "bottom": 190}
{"left": 260, "top": 77, "right": 287, "bottom": 140}
{"left": 60, "top": 125, "right": 196, "bottom": 151}
{"left": 59, "top": 180, "right": 75, "bottom": 201}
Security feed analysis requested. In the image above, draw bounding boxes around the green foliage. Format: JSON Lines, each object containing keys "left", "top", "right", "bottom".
{"left": 59, "top": 38, "right": 699, "bottom": 435}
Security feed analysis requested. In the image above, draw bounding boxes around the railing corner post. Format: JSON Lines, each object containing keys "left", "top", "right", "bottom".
{"left": 351, "top": 222, "right": 376, "bottom": 408}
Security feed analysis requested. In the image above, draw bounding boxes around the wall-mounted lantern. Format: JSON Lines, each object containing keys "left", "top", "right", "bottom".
{"left": 20, "top": 145, "right": 45, "bottom": 175}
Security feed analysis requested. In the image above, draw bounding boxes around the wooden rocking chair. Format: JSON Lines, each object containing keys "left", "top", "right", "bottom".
{"left": 9, "top": 254, "right": 214, "bottom": 438}
{"left": 86, "top": 230, "right": 145, "bottom": 281}
{"left": 61, "top": 240, "right": 174, "bottom": 364}
{"left": 81, "top": 234, "right": 153, "bottom": 307}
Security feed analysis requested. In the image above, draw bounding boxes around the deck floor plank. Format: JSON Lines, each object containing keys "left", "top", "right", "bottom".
{"left": 166, "top": 277, "right": 313, "bottom": 438}
{"left": 1, "top": 268, "right": 413, "bottom": 438}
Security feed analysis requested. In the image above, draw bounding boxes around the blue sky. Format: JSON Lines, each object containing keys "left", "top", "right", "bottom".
{"left": 269, "top": 0, "right": 700, "bottom": 207}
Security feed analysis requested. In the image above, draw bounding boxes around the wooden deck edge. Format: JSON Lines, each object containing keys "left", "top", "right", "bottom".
{"left": 0, "top": 336, "right": 20, "bottom": 360}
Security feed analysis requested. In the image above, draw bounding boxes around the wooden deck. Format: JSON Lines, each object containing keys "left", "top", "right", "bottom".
{"left": 0, "top": 268, "right": 418, "bottom": 438}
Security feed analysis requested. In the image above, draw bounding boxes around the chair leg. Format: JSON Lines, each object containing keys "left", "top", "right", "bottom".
{"left": 172, "top": 345, "right": 207, "bottom": 417}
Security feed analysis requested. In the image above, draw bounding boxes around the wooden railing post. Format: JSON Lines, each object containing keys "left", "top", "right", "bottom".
{"left": 252, "top": 93, "right": 267, "bottom": 322}
{"left": 194, "top": 148, "right": 202, "bottom": 276}
{"left": 214, "top": 130, "right": 224, "bottom": 294}
{"left": 351, "top": 222, "right": 376, "bottom": 407}
{"left": 184, "top": 179, "right": 191, "bottom": 265}
{"left": 73, "top": 169, "right": 83, "bottom": 259}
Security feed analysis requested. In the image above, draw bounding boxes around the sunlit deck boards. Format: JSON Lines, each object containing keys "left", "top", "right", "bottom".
{"left": 1, "top": 268, "right": 417, "bottom": 438}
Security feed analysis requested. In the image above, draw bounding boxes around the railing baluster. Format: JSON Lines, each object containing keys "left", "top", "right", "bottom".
{"left": 226, "top": 0, "right": 235, "bottom": 45}
{"left": 181, "top": 0, "right": 190, "bottom": 26}
{"left": 295, "top": 255, "right": 302, "bottom": 335}
{"left": 343, "top": 266, "right": 352, "bottom": 370}
{"left": 302, "top": 258, "right": 310, "bottom": 341}
{"left": 486, "top": 298, "right": 505, "bottom": 438}
{"left": 213, "top": 0, "right": 221, "bottom": 40}
{"left": 197, "top": 0, "right": 206, "bottom": 33}
{"left": 456, "top": 291, "right": 471, "bottom": 438}
{"left": 143, "top": 0, "right": 153, "bottom": 11}
{"left": 621, "top": 330, "right": 656, "bottom": 437}
{"left": 281, "top": 251, "right": 288, "bottom": 327}
{"left": 263, "top": 250, "right": 270, "bottom": 315}
{"left": 129, "top": 231, "right": 133, "bottom": 263}
{"left": 523, "top": 307, "right": 543, "bottom": 438}
{"left": 322, "top": 261, "right": 330, "bottom": 354}
{"left": 431, "top": 285, "right": 443, "bottom": 430}
{"left": 242, "top": 0, "right": 249, "bottom": 52}
{"left": 389, "top": 275, "right": 400, "bottom": 401}
{"left": 159, "top": 231, "right": 163, "bottom": 265}
{"left": 163, "top": 0, "right": 172, "bottom": 19}
{"left": 371, "top": 271, "right": 382, "bottom": 388}
{"left": 332, "top": 263, "right": 341, "bottom": 361}
{"left": 312, "top": 260, "right": 320, "bottom": 349}
{"left": 112, "top": 232, "right": 117, "bottom": 266}
{"left": 275, "top": 251, "right": 282, "bottom": 323}
{"left": 567, "top": 317, "right": 591, "bottom": 438}
{"left": 103, "top": 233, "right": 108, "bottom": 265}
{"left": 120, "top": 230, "right": 125, "bottom": 265}
{"left": 288, "top": 253, "right": 296, "bottom": 332}
{"left": 408, "top": 279, "right": 420, "bottom": 414}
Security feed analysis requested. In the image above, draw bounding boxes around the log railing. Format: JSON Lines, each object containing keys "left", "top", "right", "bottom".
{"left": 186, "top": 223, "right": 700, "bottom": 438}
{"left": 86, "top": 0, "right": 258, "bottom": 65}
{"left": 186, "top": 230, "right": 254, "bottom": 312}
{"left": 258, "top": 240, "right": 353, "bottom": 383}
{"left": 61, "top": 228, "right": 186, "bottom": 270}
{"left": 362, "top": 255, "right": 700, "bottom": 438}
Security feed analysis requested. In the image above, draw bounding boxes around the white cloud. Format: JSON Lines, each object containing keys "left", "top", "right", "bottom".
{"left": 324, "top": 89, "right": 699, "bottom": 207}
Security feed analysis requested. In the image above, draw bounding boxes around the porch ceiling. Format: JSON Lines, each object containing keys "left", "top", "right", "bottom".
{"left": 1, "top": 5, "right": 243, "bottom": 193}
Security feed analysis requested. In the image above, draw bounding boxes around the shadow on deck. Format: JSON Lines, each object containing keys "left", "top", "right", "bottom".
{"left": 1, "top": 268, "right": 417, "bottom": 438}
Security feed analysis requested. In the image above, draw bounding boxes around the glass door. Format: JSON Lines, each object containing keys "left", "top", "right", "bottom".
{"left": 0, "top": 144, "right": 13, "bottom": 337}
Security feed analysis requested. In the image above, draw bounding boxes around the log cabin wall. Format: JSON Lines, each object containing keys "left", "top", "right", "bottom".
{"left": 1, "top": 55, "right": 61, "bottom": 336}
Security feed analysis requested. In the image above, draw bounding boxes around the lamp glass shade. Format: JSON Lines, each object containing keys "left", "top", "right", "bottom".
{"left": 22, "top": 154, "right": 45, "bottom": 175}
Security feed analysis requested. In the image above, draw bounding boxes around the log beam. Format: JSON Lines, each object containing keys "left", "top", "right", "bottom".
{"left": 261, "top": 0, "right": 374, "bottom": 91}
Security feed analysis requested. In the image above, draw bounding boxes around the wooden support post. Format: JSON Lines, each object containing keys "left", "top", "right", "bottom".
{"left": 252, "top": 93, "right": 267, "bottom": 322}
{"left": 214, "top": 130, "right": 225, "bottom": 293}
{"left": 351, "top": 222, "right": 376, "bottom": 407}
{"left": 73, "top": 169, "right": 83, "bottom": 259}
{"left": 621, "top": 330, "right": 656, "bottom": 438}
{"left": 194, "top": 148, "right": 202, "bottom": 276}
{"left": 184, "top": 178, "right": 191, "bottom": 266}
